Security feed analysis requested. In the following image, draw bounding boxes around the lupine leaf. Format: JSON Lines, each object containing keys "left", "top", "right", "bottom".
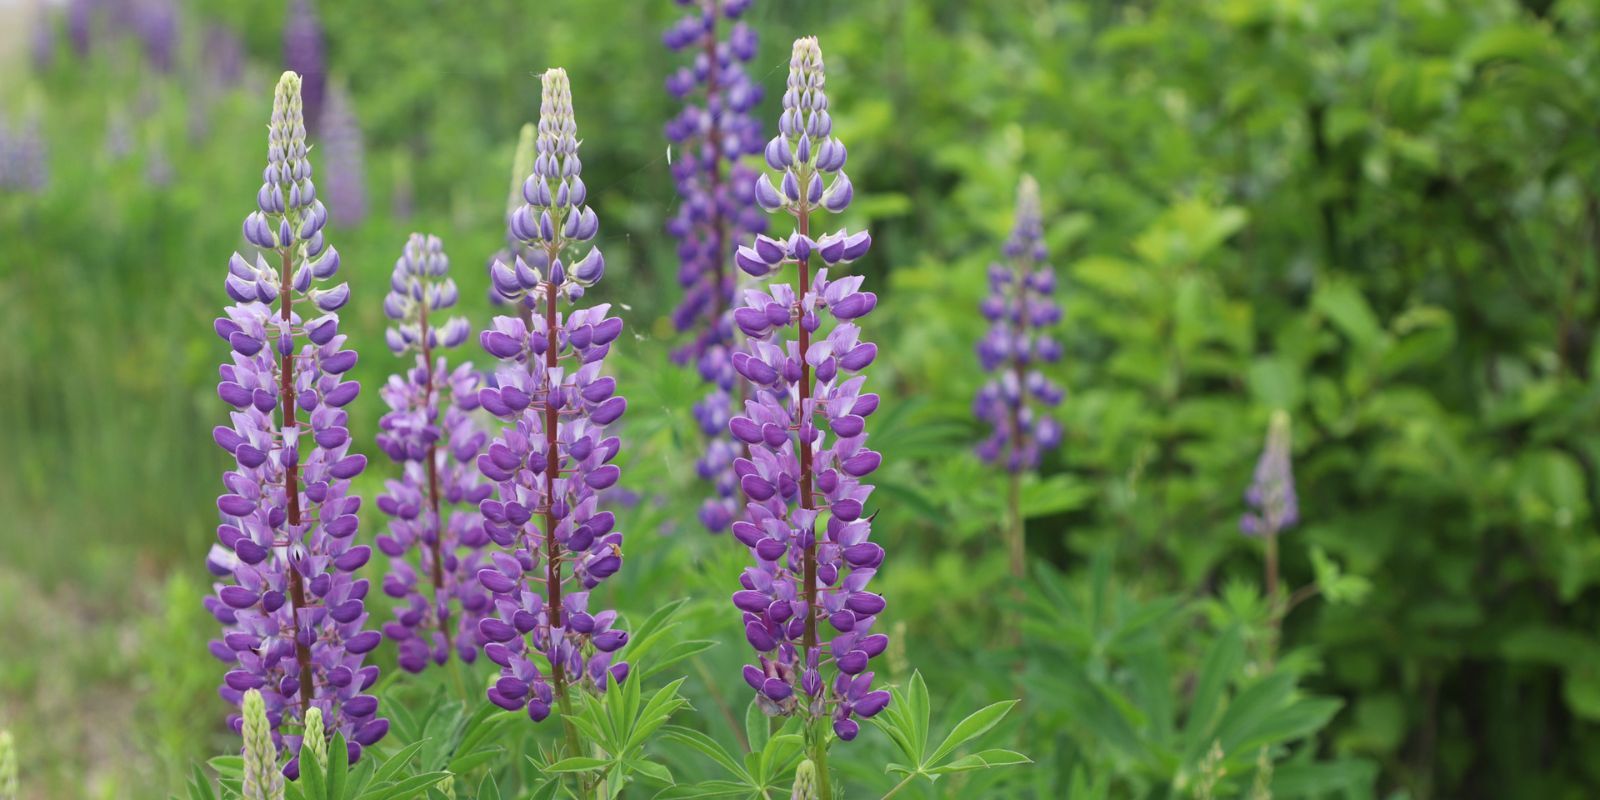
{"left": 924, "top": 749, "right": 1032, "bottom": 775}
{"left": 926, "top": 700, "right": 1019, "bottom": 767}
{"left": 652, "top": 780, "right": 752, "bottom": 799}
{"left": 353, "top": 772, "right": 449, "bottom": 800}
{"left": 635, "top": 639, "right": 717, "bottom": 683}
{"left": 743, "top": 699, "right": 769, "bottom": 755}
{"left": 1182, "top": 625, "right": 1245, "bottom": 756}
{"left": 545, "top": 756, "right": 610, "bottom": 773}
{"left": 476, "top": 773, "right": 502, "bottom": 800}
{"left": 630, "top": 759, "right": 673, "bottom": 785}
{"left": 299, "top": 742, "right": 328, "bottom": 800}
{"left": 661, "top": 725, "right": 750, "bottom": 782}
{"left": 326, "top": 733, "right": 349, "bottom": 800}
{"left": 371, "top": 741, "right": 428, "bottom": 785}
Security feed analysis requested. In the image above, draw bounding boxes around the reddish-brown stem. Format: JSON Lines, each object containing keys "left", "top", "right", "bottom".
{"left": 797, "top": 202, "right": 817, "bottom": 656}
{"left": 418, "top": 301, "right": 452, "bottom": 652}
{"left": 543, "top": 271, "right": 567, "bottom": 695}
{"left": 279, "top": 248, "right": 315, "bottom": 723}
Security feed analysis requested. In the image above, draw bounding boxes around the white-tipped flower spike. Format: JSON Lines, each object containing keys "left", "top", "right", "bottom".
{"left": 790, "top": 759, "right": 819, "bottom": 800}
{"left": 241, "top": 689, "right": 285, "bottom": 800}
{"left": 0, "top": 729, "right": 16, "bottom": 800}
{"left": 730, "top": 36, "right": 888, "bottom": 749}
{"left": 475, "top": 67, "right": 631, "bottom": 728}
{"left": 302, "top": 706, "right": 328, "bottom": 773}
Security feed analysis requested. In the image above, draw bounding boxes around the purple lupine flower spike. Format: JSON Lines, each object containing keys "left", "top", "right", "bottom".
{"left": 1241, "top": 411, "right": 1297, "bottom": 538}
{"left": 321, "top": 82, "right": 368, "bottom": 228}
{"left": 207, "top": 72, "right": 386, "bottom": 777}
{"left": 477, "top": 68, "right": 630, "bottom": 725}
{"left": 974, "top": 176, "right": 1064, "bottom": 472}
{"left": 283, "top": 0, "right": 327, "bottom": 131}
{"left": 665, "top": 0, "right": 768, "bottom": 534}
{"left": 375, "top": 234, "right": 492, "bottom": 673}
{"left": 0, "top": 111, "right": 48, "bottom": 194}
{"left": 730, "top": 36, "right": 888, "bottom": 745}
{"left": 485, "top": 123, "right": 537, "bottom": 307}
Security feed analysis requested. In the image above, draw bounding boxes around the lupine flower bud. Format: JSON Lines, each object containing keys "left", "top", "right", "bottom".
{"left": 791, "top": 759, "right": 819, "bottom": 800}
{"left": 731, "top": 36, "right": 888, "bottom": 741}
{"left": 1241, "top": 411, "right": 1298, "bottom": 537}
{"left": 974, "top": 176, "right": 1064, "bottom": 472}
{"left": 302, "top": 707, "right": 328, "bottom": 773}
{"left": 209, "top": 72, "right": 386, "bottom": 773}
{"left": 476, "top": 68, "right": 631, "bottom": 724}
{"left": 241, "top": 690, "right": 285, "bottom": 800}
{"left": 376, "top": 234, "right": 493, "bottom": 673}
{"left": 664, "top": 0, "right": 769, "bottom": 535}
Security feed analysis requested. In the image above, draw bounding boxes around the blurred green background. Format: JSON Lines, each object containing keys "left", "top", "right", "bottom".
{"left": 4, "top": 0, "right": 1600, "bottom": 797}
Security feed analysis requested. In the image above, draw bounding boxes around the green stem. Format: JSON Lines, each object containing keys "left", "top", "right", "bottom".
{"left": 808, "top": 721, "right": 834, "bottom": 800}
{"left": 880, "top": 774, "right": 917, "bottom": 800}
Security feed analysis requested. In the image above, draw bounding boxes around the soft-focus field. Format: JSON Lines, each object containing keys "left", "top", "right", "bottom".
{"left": 4, "top": 0, "right": 1600, "bottom": 798}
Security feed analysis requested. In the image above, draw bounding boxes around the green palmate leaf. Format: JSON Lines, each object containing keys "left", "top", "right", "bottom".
{"left": 327, "top": 734, "right": 349, "bottom": 800}
{"left": 1183, "top": 625, "right": 1245, "bottom": 754}
{"left": 926, "top": 700, "right": 1020, "bottom": 766}
{"left": 906, "top": 671, "right": 931, "bottom": 760}
{"left": 925, "top": 749, "right": 1032, "bottom": 775}
{"left": 208, "top": 756, "right": 245, "bottom": 779}
{"left": 661, "top": 726, "right": 749, "bottom": 782}
{"left": 629, "top": 759, "right": 673, "bottom": 786}
{"left": 755, "top": 733, "right": 804, "bottom": 784}
{"left": 187, "top": 764, "right": 218, "bottom": 800}
{"left": 299, "top": 739, "right": 328, "bottom": 800}
{"left": 371, "top": 741, "right": 429, "bottom": 786}
{"left": 544, "top": 757, "right": 610, "bottom": 773}
{"left": 476, "top": 774, "right": 502, "bottom": 800}
{"left": 354, "top": 772, "right": 450, "bottom": 800}
{"left": 444, "top": 748, "right": 500, "bottom": 776}
{"left": 743, "top": 699, "right": 769, "bottom": 755}
{"left": 635, "top": 639, "right": 717, "bottom": 683}
{"left": 652, "top": 780, "right": 751, "bottom": 799}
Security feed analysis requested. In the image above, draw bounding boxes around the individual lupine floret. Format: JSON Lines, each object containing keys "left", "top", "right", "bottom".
{"left": 374, "top": 233, "right": 494, "bottom": 673}
{"left": 207, "top": 72, "right": 386, "bottom": 776}
{"left": 485, "top": 123, "right": 537, "bottom": 307}
{"left": 241, "top": 689, "right": 285, "bottom": 800}
{"left": 663, "top": 0, "right": 768, "bottom": 534}
{"left": 973, "top": 175, "right": 1064, "bottom": 473}
{"left": 476, "top": 68, "right": 630, "bottom": 728}
{"left": 728, "top": 37, "right": 889, "bottom": 762}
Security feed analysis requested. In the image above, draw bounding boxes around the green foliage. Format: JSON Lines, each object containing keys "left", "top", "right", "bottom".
{"left": 870, "top": 672, "right": 1031, "bottom": 797}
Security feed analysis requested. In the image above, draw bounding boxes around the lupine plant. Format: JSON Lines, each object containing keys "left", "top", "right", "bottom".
{"left": 973, "top": 175, "right": 1064, "bottom": 587}
{"left": 663, "top": 0, "right": 767, "bottom": 534}
{"left": 207, "top": 72, "right": 386, "bottom": 776}
{"left": 476, "top": 68, "right": 630, "bottom": 745}
{"left": 320, "top": 83, "right": 368, "bottom": 229}
{"left": 1241, "top": 410, "right": 1298, "bottom": 604}
{"left": 374, "top": 233, "right": 493, "bottom": 674}
{"left": 241, "top": 690, "right": 284, "bottom": 800}
{"left": 283, "top": 0, "right": 326, "bottom": 131}
{"left": 727, "top": 35, "right": 883, "bottom": 796}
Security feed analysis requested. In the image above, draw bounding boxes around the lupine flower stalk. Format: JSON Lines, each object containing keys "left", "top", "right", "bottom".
{"left": 476, "top": 69, "right": 630, "bottom": 744}
{"left": 375, "top": 233, "right": 493, "bottom": 673}
{"left": 207, "top": 72, "right": 386, "bottom": 775}
{"left": 241, "top": 689, "right": 285, "bottom": 800}
{"left": 973, "top": 175, "right": 1064, "bottom": 590}
{"left": 664, "top": 0, "right": 767, "bottom": 534}
{"left": 1241, "top": 410, "right": 1297, "bottom": 602}
{"left": 730, "top": 37, "right": 885, "bottom": 796}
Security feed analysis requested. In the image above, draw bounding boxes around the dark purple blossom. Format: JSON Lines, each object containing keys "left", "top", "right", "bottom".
{"left": 974, "top": 176, "right": 1064, "bottom": 472}
{"left": 664, "top": 0, "right": 767, "bottom": 534}
{"left": 374, "top": 234, "right": 493, "bottom": 674}
{"left": 730, "top": 36, "right": 888, "bottom": 744}
{"left": 476, "top": 68, "right": 630, "bottom": 724}
{"left": 1241, "top": 411, "right": 1297, "bottom": 538}
{"left": 206, "top": 72, "right": 386, "bottom": 775}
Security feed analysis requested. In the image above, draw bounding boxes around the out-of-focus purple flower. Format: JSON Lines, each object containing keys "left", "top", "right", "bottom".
{"left": 665, "top": 0, "right": 767, "bottom": 534}
{"left": 31, "top": 7, "right": 56, "bottom": 72}
{"left": 283, "top": 0, "right": 327, "bottom": 131}
{"left": 132, "top": 0, "right": 179, "bottom": 72}
{"left": 0, "top": 112, "right": 49, "bottom": 194}
{"left": 375, "top": 234, "right": 492, "bottom": 674}
{"left": 205, "top": 23, "right": 246, "bottom": 89}
{"left": 476, "top": 68, "right": 631, "bottom": 724}
{"left": 1241, "top": 411, "right": 1298, "bottom": 538}
{"left": 321, "top": 82, "right": 368, "bottom": 228}
{"left": 207, "top": 72, "right": 386, "bottom": 777}
{"left": 68, "top": 0, "right": 93, "bottom": 56}
{"left": 730, "top": 37, "right": 888, "bottom": 743}
{"left": 974, "top": 176, "right": 1064, "bottom": 473}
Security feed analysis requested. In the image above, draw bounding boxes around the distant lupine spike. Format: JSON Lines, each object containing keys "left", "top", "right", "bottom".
{"left": 30, "top": 6, "right": 55, "bottom": 72}
{"left": 664, "top": 0, "right": 768, "bottom": 534}
{"left": 476, "top": 68, "right": 631, "bottom": 726}
{"left": 241, "top": 689, "right": 285, "bottom": 800}
{"left": 1241, "top": 410, "right": 1297, "bottom": 538}
{"left": 205, "top": 23, "right": 246, "bottom": 89}
{"left": 375, "top": 233, "right": 494, "bottom": 674}
{"left": 730, "top": 37, "right": 888, "bottom": 752}
{"left": 283, "top": 0, "right": 327, "bottom": 131}
{"left": 973, "top": 175, "right": 1064, "bottom": 473}
{"left": 133, "top": 0, "right": 179, "bottom": 72}
{"left": 207, "top": 72, "right": 387, "bottom": 776}
{"left": 67, "top": 0, "right": 92, "bottom": 56}
{"left": 0, "top": 112, "right": 49, "bottom": 194}
{"left": 485, "top": 123, "right": 537, "bottom": 307}
{"left": 321, "top": 82, "right": 368, "bottom": 228}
